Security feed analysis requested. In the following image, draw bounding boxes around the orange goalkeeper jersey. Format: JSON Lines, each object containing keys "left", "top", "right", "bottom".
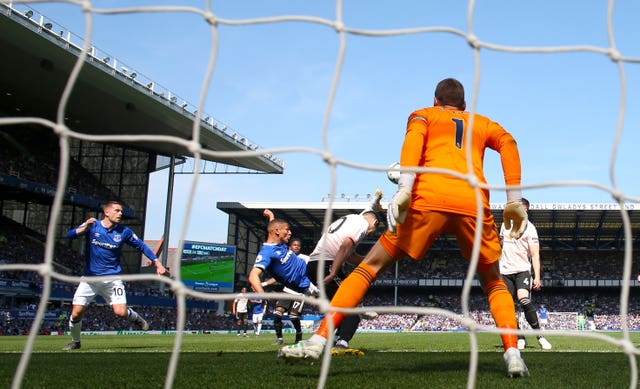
{"left": 400, "top": 106, "right": 521, "bottom": 217}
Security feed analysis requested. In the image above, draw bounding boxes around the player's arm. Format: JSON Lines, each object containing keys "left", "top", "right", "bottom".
{"left": 491, "top": 128, "right": 527, "bottom": 239}
{"left": 66, "top": 217, "right": 97, "bottom": 238}
{"left": 261, "top": 277, "right": 277, "bottom": 288}
{"left": 248, "top": 267, "right": 265, "bottom": 294}
{"left": 498, "top": 223, "right": 505, "bottom": 246}
{"left": 530, "top": 234, "right": 542, "bottom": 291}
{"left": 126, "top": 232, "right": 169, "bottom": 276}
{"left": 387, "top": 117, "right": 423, "bottom": 233}
{"left": 324, "top": 238, "right": 355, "bottom": 285}
{"left": 263, "top": 209, "right": 275, "bottom": 222}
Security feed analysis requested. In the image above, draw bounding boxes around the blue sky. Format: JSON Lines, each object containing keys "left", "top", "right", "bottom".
{"left": 26, "top": 0, "right": 640, "bottom": 246}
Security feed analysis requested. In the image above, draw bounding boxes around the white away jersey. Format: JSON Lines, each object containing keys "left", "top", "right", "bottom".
{"left": 499, "top": 220, "right": 539, "bottom": 275}
{"left": 234, "top": 294, "right": 249, "bottom": 313}
{"left": 308, "top": 214, "right": 369, "bottom": 263}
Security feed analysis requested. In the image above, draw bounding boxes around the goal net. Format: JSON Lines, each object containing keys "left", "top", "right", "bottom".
{"left": 546, "top": 312, "right": 579, "bottom": 331}
{"left": 2, "top": 1, "right": 640, "bottom": 388}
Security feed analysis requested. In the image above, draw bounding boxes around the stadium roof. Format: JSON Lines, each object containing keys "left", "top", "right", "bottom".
{"left": 0, "top": 3, "right": 283, "bottom": 174}
{"left": 217, "top": 202, "right": 640, "bottom": 252}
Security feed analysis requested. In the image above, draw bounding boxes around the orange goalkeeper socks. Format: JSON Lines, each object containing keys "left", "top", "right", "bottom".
{"left": 484, "top": 279, "right": 518, "bottom": 351}
{"left": 316, "top": 262, "right": 377, "bottom": 339}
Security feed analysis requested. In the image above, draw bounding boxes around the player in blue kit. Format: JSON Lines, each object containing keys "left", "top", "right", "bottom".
{"left": 63, "top": 200, "right": 168, "bottom": 350}
{"left": 250, "top": 296, "right": 266, "bottom": 336}
{"left": 248, "top": 218, "right": 319, "bottom": 296}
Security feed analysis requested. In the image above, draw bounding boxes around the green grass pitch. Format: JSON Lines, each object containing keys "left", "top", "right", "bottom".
{"left": 180, "top": 257, "right": 235, "bottom": 283}
{"left": 1, "top": 332, "right": 639, "bottom": 388}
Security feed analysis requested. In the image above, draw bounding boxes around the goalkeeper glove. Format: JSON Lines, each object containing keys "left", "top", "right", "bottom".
{"left": 503, "top": 200, "right": 527, "bottom": 239}
{"left": 387, "top": 172, "right": 415, "bottom": 233}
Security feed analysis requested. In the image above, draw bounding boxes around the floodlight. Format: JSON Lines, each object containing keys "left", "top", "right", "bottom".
{"left": 44, "top": 22, "right": 52, "bottom": 30}
{"left": 130, "top": 72, "right": 137, "bottom": 79}
{"left": 180, "top": 102, "right": 188, "bottom": 109}
{"left": 170, "top": 96, "right": 177, "bottom": 103}
{"left": 102, "top": 56, "right": 110, "bottom": 63}
{"left": 25, "top": 10, "right": 33, "bottom": 18}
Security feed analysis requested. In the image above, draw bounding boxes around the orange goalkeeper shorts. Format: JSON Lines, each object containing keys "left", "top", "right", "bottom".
{"left": 379, "top": 208, "right": 501, "bottom": 269}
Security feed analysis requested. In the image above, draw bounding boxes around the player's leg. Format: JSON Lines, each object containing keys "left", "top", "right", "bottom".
{"left": 477, "top": 264, "right": 529, "bottom": 377}
{"left": 515, "top": 276, "right": 552, "bottom": 350}
{"left": 462, "top": 215, "right": 528, "bottom": 378}
{"left": 64, "top": 304, "right": 86, "bottom": 350}
{"left": 107, "top": 279, "right": 149, "bottom": 331}
{"left": 279, "top": 241, "right": 395, "bottom": 359}
{"left": 316, "top": 242, "right": 392, "bottom": 340}
{"left": 478, "top": 267, "right": 519, "bottom": 350}
{"left": 289, "top": 298, "right": 305, "bottom": 343}
{"left": 64, "top": 280, "right": 94, "bottom": 350}
{"left": 251, "top": 314, "right": 256, "bottom": 334}
{"left": 502, "top": 274, "right": 526, "bottom": 349}
{"left": 334, "top": 314, "right": 361, "bottom": 349}
{"left": 272, "top": 305, "right": 286, "bottom": 345}
{"left": 252, "top": 314, "right": 259, "bottom": 335}
{"left": 256, "top": 317, "right": 263, "bottom": 335}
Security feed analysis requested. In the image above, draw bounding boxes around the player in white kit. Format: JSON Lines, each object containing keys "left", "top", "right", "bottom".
{"left": 499, "top": 198, "right": 552, "bottom": 350}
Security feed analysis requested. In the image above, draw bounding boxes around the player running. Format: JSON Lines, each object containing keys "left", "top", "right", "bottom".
{"left": 63, "top": 200, "right": 167, "bottom": 350}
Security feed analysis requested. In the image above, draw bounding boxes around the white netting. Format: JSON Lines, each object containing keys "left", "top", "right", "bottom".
{"left": 2, "top": 1, "right": 640, "bottom": 389}
{"left": 546, "top": 312, "right": 579, "bottom": 331}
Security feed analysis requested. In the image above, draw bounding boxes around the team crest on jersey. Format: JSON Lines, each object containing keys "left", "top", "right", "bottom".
{"left": 113, "top": 234, "right": 121, "bottom": 243}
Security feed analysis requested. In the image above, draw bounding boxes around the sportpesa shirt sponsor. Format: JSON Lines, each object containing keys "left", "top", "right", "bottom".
{"left": 67, "top": 221, "right": 156, "bottom": 276}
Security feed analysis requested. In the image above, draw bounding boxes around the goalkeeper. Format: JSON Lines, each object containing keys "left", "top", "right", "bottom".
{"left": 279, "top": 78, "right": 530, "bottom": 378}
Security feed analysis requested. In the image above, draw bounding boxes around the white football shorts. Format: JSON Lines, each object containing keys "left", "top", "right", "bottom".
{"left": 72, "top": 277, "right": 127, "bottom": 306}
{"left": 252, "top": 313, "right": 264, "bottom": 323}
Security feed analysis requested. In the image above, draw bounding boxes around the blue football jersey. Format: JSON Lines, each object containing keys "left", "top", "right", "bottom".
{"left": 251, "top": 298, "right": 265, "bottom": 314}
{"left": 253, "top": 242, "right": 310, "bottom": 292}
{"left": 67, "top": 220, "right": 157, "bottom": 276}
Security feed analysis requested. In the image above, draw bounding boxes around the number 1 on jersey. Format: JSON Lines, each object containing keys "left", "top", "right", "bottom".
{"left": 452, "top": 118, "right": 464, "bottom": 149}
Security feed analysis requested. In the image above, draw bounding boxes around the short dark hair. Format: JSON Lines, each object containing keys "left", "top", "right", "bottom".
{"left": 521, "top": 198, "right": 530, "bottom": 209}
{"left": 267, "top": 218, "right": 288, "bottom": 233}
{"left": 435, "top": 78, "right": 465, "bottom": 109}
{"left": 102, "top": 200, "right": 122, "bottom": 211}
